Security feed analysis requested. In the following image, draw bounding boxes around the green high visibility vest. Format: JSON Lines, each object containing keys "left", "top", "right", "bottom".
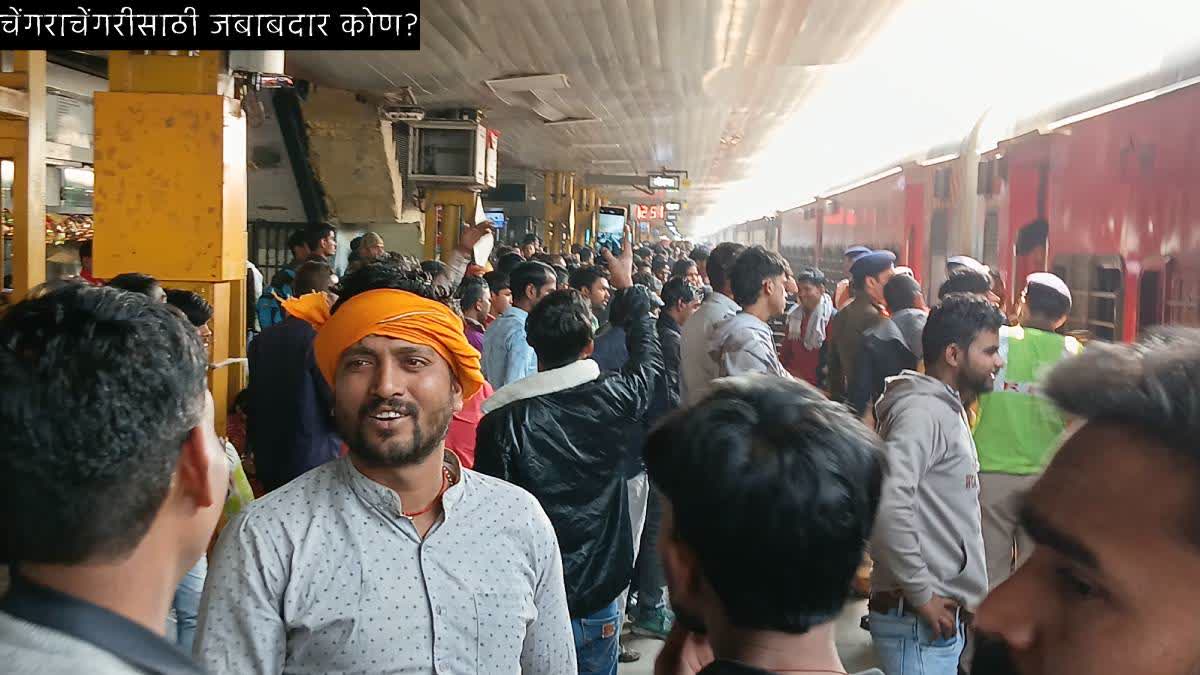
{"left": 974, "top": 325, "right": 1082, "bottom": 474}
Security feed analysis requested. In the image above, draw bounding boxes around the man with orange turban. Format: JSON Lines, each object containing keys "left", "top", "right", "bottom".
{"left": 197, "top": 265, "right": 576, "bottom": 674}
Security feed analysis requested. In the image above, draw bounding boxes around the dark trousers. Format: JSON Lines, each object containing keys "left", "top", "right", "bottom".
{"left": 632, "top": 482, "right": 667, "bottom": 613}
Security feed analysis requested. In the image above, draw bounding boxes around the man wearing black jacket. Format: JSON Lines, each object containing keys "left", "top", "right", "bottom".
{"left": 475, "top": 237, "right": 663, "bottom": 675}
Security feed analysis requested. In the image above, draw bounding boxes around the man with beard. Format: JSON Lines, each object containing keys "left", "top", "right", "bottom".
{"left": 195, "top": 264, "right": 575, "bottom": 674}
{"left": 867, "top": 294, "right": 1005, "bottom": 675}
{"left": 649, "top": 376, "right": 884, "bottom": 675}
{"left": 972, "top": 328, "right": 1200, "bottom": 675}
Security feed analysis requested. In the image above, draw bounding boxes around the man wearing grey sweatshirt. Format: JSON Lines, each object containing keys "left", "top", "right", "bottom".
{"left": 709, "top": 246, "right": 793, "bottom": 380}
{"left": 868, "top": 294, "right": 1005, "bottom": 675}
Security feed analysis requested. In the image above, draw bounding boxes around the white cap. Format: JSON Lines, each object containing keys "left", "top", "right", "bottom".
{"left": 1025, "top": 271, "right": 1071, "bottom": 302}
{"left": 947, "top": 255, "right": 989, "bottom": 275}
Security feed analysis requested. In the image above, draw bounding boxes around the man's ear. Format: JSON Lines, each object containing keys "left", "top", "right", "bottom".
{"left": 451, "top": 379, "right": 464, "bottom": 413}
{"left": 945, "top": 342, "right": 963, "bottom": 369}
{"left": 176, "top": 426, "right": 219, "bottom": 509}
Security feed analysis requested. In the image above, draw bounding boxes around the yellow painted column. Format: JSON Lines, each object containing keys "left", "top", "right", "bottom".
{"left": 94, "top": 51, "right": 246, "bottom": 433}
{"left": 573, "top": 187, "right": 599, "bottom": 248}
{"left": 543, "top": 171, "right": 575, "bottom": 254}
{"left": 0, "top": 51, "right": 47, "bottom": 298}
{"left": 421, "top": 188, "right": 478, "bottom": 262}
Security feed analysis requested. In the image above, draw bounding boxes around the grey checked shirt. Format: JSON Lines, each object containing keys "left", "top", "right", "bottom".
{"left": 195, "top": 453, "right": 575, "bottom": 674}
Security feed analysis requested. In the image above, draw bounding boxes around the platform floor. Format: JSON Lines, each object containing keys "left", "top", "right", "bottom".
{"left": 619, "top": 600, "right": 881, "bottom": 674}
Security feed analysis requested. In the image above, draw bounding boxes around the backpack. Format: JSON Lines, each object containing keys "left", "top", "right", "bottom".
{"left": 256, "top": 267, "right": 296, "bottom": 330}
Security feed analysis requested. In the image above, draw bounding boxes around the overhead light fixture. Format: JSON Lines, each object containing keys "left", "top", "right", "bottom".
{"left": 544, "top": 117, "right": 601, "bottom": 127}
{"left": 572, "top": 143, "right": 621, "bottom": 150}
{"left": 485, "top": 74, "right": 570, "bottom": 92}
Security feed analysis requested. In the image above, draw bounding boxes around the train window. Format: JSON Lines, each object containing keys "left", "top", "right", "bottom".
{"left": 982, "top": 210, "right": 999, "bottom": 267}
{"left": 1139, "top": 270, "right": 1163, "bottom": 332}
{"left": 934, "top": 168, "right": 952, "bottom": 199}
{"left": 1053, "top": 254, "right": 1124, "bottom": 342}
{"left": 1165, "top": 260, "right": 1200, "bottom": 327}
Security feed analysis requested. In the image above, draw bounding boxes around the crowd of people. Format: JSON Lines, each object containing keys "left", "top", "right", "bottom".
{"left": 2, "top": 219, "right": 1199, "bottom": 675}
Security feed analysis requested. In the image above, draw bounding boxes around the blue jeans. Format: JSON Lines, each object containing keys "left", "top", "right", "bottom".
{"left": 869, "top": 606, "right": 964, "bottom": 675}
{"left": 571, "top": 600, "right": 620, "bottom": 675}
{"left": 170, "top": 555, "right": 207, "bottom": 653}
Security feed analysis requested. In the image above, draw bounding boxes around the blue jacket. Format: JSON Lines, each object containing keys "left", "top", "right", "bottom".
{"left": 481, "top": 306, "right": 538, "bottom": 387}
{"left": 247, "top": 316, "right": 342, "bottom": 491}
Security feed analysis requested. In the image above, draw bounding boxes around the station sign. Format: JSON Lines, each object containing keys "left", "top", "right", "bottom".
{"left": 648, "top": 174, "right": 680, "bottom": 190}
{"left": 632, "top": 203, "right": 666, "bottom": 221}
{"left": 664, "top": 201, "right": 682, "bottom": 212}
{"left": 665, "top": 212, "right": 678, "bottom": 222}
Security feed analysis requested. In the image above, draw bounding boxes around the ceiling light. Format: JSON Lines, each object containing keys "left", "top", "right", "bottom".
{"left": 485, "top": 74, "right": 570, "bottom": 92}
{"left": 544, "top": 117, "right": 600, "bottom": 127}
{"left": 572, "top": 143, "right": 622, "bottom": 150}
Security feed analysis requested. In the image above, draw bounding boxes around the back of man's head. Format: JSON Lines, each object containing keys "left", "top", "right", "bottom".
{"left": 671, "top": 258, "right": 696, "bottom": 279}
{"left": 730, "top": 246, "right": 788, "bottom": 307}
{"left": 923, "top": 293, "right": 1005, "bottom": 368}
{"left": 1024, "top": 276, "right": 1072, "bottom": 322}
{"left": 526, "top": 289, "right": 594, "bottom": 370}
{"left": 107, "top": 272, "right": 161, "bottom": 298}
{"left": 0, "top": 283, "right": 211, "bottom": 564}
{"left": 645, "top": 376, "right": 882, "bottom": 633}
{"left": 509, "top": 261, "right": 555, "bottom": 305}
{"left": 457, "top": 276, "right": 489, "bottom": 312}
{"left": 938, "top": 268, "right": 992, "bottom": 299}
{"left": 689, "top": 245, "right": 711, "bottom": 264}
{"left": 707, "top": 242, "right": 747, "bottom": 294}
{"left": 294, "top": 260, "right": 335, "bottom": 296}
{"left": 661, "top": 277, "right": 698, "bottom": 310}
{"left": 483, "top": 270, "right": 510, "bottom": 295}
{"left": 287, "top": 228, "right": 307, "bottom": 255}
{"left": 165, "top": 289, "right": 214, "bottom": 328}
{"left": 568, "top": 266, "right": 606, "bottom": 293}
{"left": 497, "top": 251, "right": 526, "bottom": 277}
{"left": 884, "top": 273, "right": 923, "bottom": 313}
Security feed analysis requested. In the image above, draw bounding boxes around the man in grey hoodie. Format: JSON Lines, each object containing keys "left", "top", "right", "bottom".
{"left": 710, "top": 245, "right": 793, "bottom": 379}
{"left": 868, "top": 294, "right": 1005, "bottom": 675}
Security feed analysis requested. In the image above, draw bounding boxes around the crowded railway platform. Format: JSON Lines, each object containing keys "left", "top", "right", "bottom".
{"left": 2, "top": 3, "right": 1200, "bottom": 674}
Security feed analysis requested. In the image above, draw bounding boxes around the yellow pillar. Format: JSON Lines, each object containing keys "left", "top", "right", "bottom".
{"left": 94, "top": 51, "right": 246, "bottom": 433}
{"left": 0, "top": 51, "right": 47, "bottom": 298}
{"left": 573, "top": 187, "right": 599, "bottom": 248}
{"left": 421, "top": 188, "right": 478, "bottom": 262}
{"left": 543, "top": 171, "right": 575, "bottom": 254}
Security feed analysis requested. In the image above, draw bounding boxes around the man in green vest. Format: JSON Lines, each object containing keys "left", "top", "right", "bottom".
{"left": 973, "top": 272, "right": 1080, "bottom": 587}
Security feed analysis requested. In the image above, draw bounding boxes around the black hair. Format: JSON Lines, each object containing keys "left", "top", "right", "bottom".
{"left": 483, "top": 270, "right": 510, "bottom": 294}
{"left": 632, "top": 270, "right": 661, "bottom": 294}
{"left": 165, "top": 289, "right": 213, "bottom": 328}
{"left": 689, "top": 245, "right": 711, "bottom": 263}
{"left": 671, "top": 258, "right": 697, "bottom": 279}
{"left": 107, "top": 272, "right": 161, "bottom": 297}
{"left": 652, "top": 256, "right": 670, "bottom": 272}
{"left": 457, "top": 276, "right": 489, "bottom": 311}
{"left": 884, "top": 274, "right": 923, "bottom": 313}
{"left": 1044, "top": 327, "right": 1200, "bottom": 455}
{"left": 287, "top": 228, "right": 307, "bottom": 251}
{"left": 294, "top": 260, "right": 335, "bottom": 296}
{"left": 0, "top": 283, "right": 208, "bottom": 563}
{"left": 79, "top": 240, "right": 93, "bottom": 259}
{"left": 304, "top": 223, "right": 336, "bottom": 252}
{"left": 509, "top": 261, "right": 556, "bottom": 303}
{"left": 521, "top": 233, "right": 541, "bottom": 247}
{"left": 938, "top": 268, "right": 992, "bottom": 299}
{"left": 578, "top": 246, "right": 595, "bottom": 264}
{"left": 349, "top": 235, "right": 363, "bottom": 252}
{"left": 497, "top": 251, "right": 526, "bottom": 277}
{"left": 644, "top": 376, "right": 882, "bottom": 633}
{"left": 568, "top": 266, "right": 606, "bottom": 292}
{"left": 794, "top": 267, "right": 826, "bottom": 287}
{"left": 660, "top": 277, "right": 698, "bottom": 310}
{"left": 420, "top": 259, "right": 449, "bottom": 280}
{"left": 923, "top": 294, "right": 1005, "bottom": 367}
{"left": 708, "top": 242, "right": 746, "bottom": 292}
{"left": 553, "top": 266, "right": 569, "bottom": 288}
{"left": 730, "top": 246, "right": 788, "bottom": 306}
{"left": 331, "top": 261, "right": 441, "bottom": 314}
{"left": 526, "top": 289, "right": 594, "bottom": 370}
{"left": 1024, "top": 280, "right": 1071, "bottom": 320}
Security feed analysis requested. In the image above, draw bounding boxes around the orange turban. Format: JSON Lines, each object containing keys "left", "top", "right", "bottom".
{"left": 282, "top": 290, "right": 485, "bottom": 400}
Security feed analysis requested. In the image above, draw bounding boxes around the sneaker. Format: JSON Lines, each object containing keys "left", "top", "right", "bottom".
{"left": 630, "top": 606, "right": 674, "bottom": 640}
{"left": 618, "top": 643, "right": 641, "bottom": 663}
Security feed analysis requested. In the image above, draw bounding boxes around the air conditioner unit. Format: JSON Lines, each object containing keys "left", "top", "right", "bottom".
{"left": 407, "top": 120, "right": 498, "bottom": 189}
{"left": 381, "top": 105, "right": 425, "bottom": 122}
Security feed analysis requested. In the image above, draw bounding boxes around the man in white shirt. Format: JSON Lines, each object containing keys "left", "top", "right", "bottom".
{"left": 679, "top": 242, "right": 745, "bottom": 405}
{"left": 196, "top": 263, "right": 575, "bottom": 674}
